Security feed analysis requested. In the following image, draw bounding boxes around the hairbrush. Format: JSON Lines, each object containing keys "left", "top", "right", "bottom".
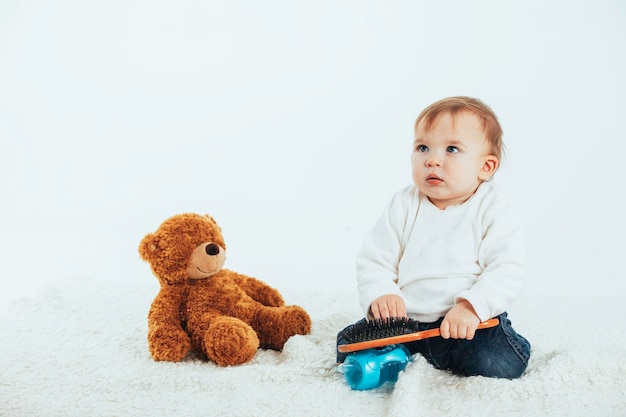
{"left": 337, "top": 317, "right": 500, "bottom": 353}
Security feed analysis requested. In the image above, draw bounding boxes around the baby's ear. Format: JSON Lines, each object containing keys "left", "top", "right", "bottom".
{"left": 479, "top": 155, "right": 499, "bottom": 181}
{"left": 139, "top": 233, "right": 158, "bottom": 261}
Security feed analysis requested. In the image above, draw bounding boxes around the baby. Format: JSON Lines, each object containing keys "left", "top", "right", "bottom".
{"left": 337, "top": 96, "right": 530, "bottom": 379}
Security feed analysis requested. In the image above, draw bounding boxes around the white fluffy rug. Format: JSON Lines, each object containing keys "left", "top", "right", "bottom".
{"left": 1, "top": 278, "right": 625, "bottom": 417}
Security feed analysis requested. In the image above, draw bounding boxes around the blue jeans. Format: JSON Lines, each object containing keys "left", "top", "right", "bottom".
{"left": 336, "top": 312, "right": 530, "bottom": 379}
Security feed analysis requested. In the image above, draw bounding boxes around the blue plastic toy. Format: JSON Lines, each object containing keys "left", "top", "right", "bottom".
{"left": 338, "top": 344, "right": 412, "bottom": 390}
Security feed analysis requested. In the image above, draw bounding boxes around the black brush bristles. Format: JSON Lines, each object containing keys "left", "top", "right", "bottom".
{"left": 342, "top": 317, "right": 420, "bottom": 343}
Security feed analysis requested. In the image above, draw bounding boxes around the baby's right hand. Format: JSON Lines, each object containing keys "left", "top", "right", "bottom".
{"left": 369, "top": 294, "right": 407, "bottom": 320}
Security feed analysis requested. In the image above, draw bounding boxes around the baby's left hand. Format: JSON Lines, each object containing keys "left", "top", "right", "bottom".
{"left": 440, "top": 300, "right": 480, "bottom": 340}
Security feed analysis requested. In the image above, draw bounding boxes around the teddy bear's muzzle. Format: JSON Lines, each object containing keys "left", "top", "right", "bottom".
{"left": 186, "top": 242, "right": 226, "bottom": 279}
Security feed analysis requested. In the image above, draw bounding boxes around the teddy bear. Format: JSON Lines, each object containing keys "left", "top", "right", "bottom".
{"left": 138, "top": 213, "right": 312, "bottom": 366}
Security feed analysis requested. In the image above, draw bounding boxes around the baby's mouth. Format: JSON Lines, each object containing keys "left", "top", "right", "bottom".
{"left": 426, "top": 174, "right": 443, "bottom": 185}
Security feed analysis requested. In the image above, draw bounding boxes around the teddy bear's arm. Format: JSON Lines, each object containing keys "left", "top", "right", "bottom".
{"left": 228, "top": 271, "right": 286, "bottom": 307}
{"left": 148, "top": 289, "right": 185, "bottom": 327}
{"left": 147, "top": 288, "right": 191, "bottom": 362}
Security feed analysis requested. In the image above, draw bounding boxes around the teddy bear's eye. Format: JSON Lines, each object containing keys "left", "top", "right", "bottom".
{"left": 205, "top": 243, "right": 220, "bottom": 256}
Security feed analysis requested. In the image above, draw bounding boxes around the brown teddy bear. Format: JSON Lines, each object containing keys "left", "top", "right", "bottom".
{"left": 139, "top": 213, "right": 312, "bottom": 366}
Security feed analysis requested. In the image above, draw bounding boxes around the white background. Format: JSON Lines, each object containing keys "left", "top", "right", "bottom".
{"left": 1, "top": 0, "right": 625, "bottom": 307}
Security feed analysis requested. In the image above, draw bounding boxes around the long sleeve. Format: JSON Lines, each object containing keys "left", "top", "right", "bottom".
{"left": 454, "top": 190, "right": 526, "bottom": 321}
{"left": 355, "top": 186, "right": 418, "bottom": 316}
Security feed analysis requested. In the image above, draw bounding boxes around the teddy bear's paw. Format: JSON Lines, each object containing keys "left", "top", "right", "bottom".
{"left": 282, "top": 306, "right": 312, "bottom": 338}
{"left": 148, "top": 326, "right": 191, "bottom": 362}
{"left": 204, "top": 317, "right": 260, "bottom": 366}
{"left": 256, "top": 306, "right": 312, "bottom": 351}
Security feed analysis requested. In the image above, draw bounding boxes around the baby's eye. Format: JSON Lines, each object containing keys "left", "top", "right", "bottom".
{"left": 446, "top": 146, "right": 459, "bottom": 153}
{"left": 416, "top": 144, "right": 428, "bottom": 152}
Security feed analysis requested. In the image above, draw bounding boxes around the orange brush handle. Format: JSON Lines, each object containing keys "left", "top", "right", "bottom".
{"left": 337, "top": 318, "right": 500, "bottom": 353}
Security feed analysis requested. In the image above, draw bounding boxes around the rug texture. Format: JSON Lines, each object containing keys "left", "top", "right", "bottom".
{"left": 1, "top": 278, "right": 624, "bottom": 417}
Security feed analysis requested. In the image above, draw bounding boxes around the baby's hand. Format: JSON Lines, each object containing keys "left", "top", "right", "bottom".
{"left": 440, "top": 299, "right": 480, "bottom": 340}
{"left": 369, "top": 294, "right": 407, "bottom": 320}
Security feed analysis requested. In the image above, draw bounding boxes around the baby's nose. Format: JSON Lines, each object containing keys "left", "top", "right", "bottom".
{"left": 426, "top": 155, "right": 442, "bottom": 166}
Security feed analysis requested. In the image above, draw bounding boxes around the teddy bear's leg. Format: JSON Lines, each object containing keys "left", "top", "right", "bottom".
{"left": 252, "top": 306, "right": 312, "bottom": 350}
{"left": 188, "top": 314, "right": 260, "bottom": 366}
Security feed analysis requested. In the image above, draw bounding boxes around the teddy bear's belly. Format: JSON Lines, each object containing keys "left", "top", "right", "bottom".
{"left": 185, "top": 285, "right": 256, "bottom": 322}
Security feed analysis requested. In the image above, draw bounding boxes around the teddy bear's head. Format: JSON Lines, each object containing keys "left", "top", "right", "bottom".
{"left": 139, "top": 213, "right": 227, "bottom": 285}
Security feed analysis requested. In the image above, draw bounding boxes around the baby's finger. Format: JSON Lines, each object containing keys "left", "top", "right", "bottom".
{"left": 387, "top": 301, "right": 399, "bottom": 318}
{"left": 465, "top": 326, "right": 476, "bottom": 340}
{"left": 369, "top": 303, "right": 381, "bottom": 320}
{"left": 375, "top": 301, "right": 392, "bottom": 319}
{"left": 440, "top": 320, "right": 451, "bottom": 339}
{"left": 456, "top": 326, "right": 467, "bottom": 340}
{"left": 449, "top": 324, "right": 459, "bottom": 339}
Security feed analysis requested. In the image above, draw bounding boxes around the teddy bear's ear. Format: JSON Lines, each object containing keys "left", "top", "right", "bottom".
{"left": 138, "top": 232, "right": 158, "bottom": 261}
{"left": 204, "top": 214, "right": 222, "bottom": 231}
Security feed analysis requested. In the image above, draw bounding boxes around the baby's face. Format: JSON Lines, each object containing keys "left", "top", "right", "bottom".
{"left": 411, "top": 111, "right": 497, "bottom": 210}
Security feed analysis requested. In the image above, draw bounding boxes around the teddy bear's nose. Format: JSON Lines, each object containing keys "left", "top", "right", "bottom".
{"left": 205, "top": 243, "right": 220, "bottom": 256}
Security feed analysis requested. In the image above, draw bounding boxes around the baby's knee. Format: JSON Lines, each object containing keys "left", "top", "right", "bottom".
{"left": 459, "top": 347, "right": 530, "bottom": 379}
{"left": 456, "top": 316, "right": 531, "bottom": 379}
{"left": 468, "top": 358, "right": 526, "bottom": 379}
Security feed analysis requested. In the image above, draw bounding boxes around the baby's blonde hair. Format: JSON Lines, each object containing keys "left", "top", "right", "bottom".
{"left": 414, "top": 96, "right": 504, "bottom": 162}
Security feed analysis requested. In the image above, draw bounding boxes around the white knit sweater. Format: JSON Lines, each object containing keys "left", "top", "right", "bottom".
{"left": 356, "top": 182, "right": 526, "bottom": 323}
